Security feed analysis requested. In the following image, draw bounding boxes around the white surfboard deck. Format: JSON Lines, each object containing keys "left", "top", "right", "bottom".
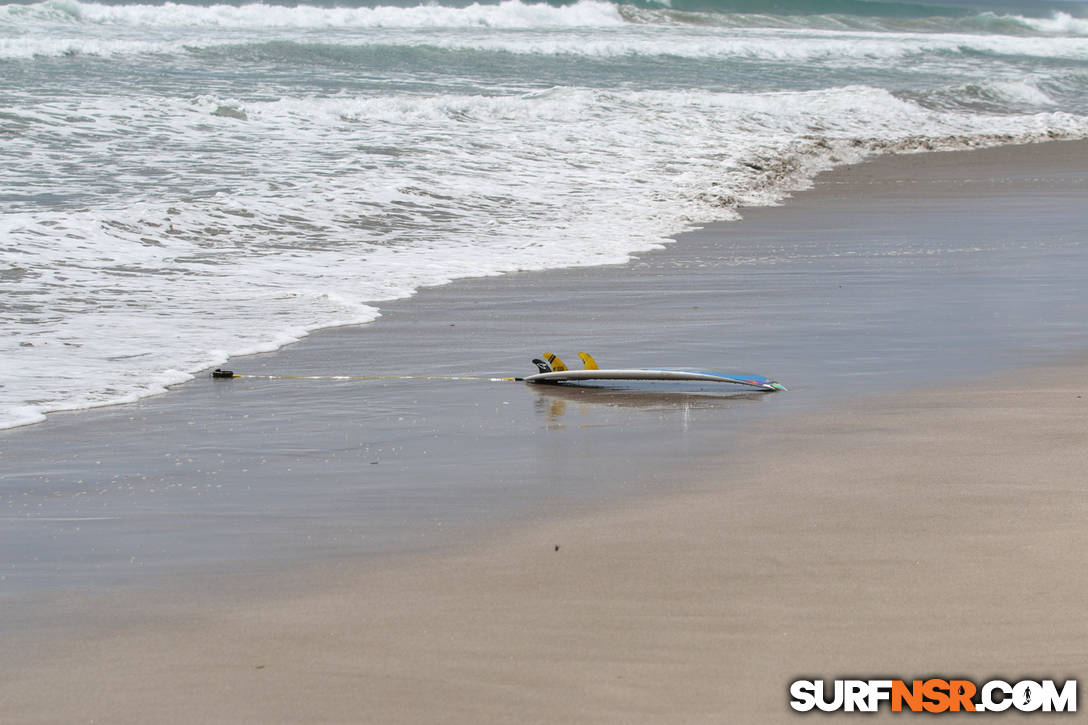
{"left": 523, "top": 368, "right": 786, "bottom": 391}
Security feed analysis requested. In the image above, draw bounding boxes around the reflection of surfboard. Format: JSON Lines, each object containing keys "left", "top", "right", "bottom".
{"left": 523, "top": 368, "right": 787, "bottom": 391}
{"left": 529, "top": 383, "right": 771, "bottom": 408}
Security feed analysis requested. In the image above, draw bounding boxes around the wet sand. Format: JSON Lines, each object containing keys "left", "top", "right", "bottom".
{"left": 1, "top": 141, "right": 1087, "bottom": 721}
{"left": 4, "top": 362, "right": 1088, "bottom": 723}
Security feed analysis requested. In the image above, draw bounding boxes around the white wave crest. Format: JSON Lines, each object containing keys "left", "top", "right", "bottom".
{"left": 6, "top": 1, "right": 1088, "bottom": 38}
{"left": 0, "top": 36, "right": 179, "bottom": 58}
{"left": 4, "top": 23, "right": 1088, "bottom": 62}
{"left": 988, "top": 79, "right": 1057, "bottom": 107}
{"left": 2, "top": 0, "right": 628, "bottom": 29}
{"left": 1019, "top": 11, "right": 1088, "bottom": 37}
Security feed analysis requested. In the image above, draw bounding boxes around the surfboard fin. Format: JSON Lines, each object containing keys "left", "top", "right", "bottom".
{"left": 542, "top": 352, "right": 567, "bottom": 372}
{"left": 532, "top": 358, "right": 552, "bottom": 374}
{"left": 577, "top": 352, "right": 599, "bottom": 370}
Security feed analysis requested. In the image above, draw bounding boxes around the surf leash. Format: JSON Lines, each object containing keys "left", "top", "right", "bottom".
{"left": 211, "top": 369, "right": 522, "bottom": 382}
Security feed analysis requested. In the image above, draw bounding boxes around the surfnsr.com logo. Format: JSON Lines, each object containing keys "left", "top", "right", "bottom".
{"left": 789, "top": 679, "right": 1077, "bottom": 713}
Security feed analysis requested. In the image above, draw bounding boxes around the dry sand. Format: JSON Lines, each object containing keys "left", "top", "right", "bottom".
{"left": 2, "top": 143, "right": 1087, "bottom": 723}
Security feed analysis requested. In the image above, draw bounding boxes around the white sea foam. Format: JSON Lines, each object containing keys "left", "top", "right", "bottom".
{"left": 4, "top": 1, "right": 1086, "bottom": 37}
{"left": 988, "top": 79, "right": 1058, "bottom": 107}
{"left": 393, "top": 28, "right": 1088, "bottom": 62}
{"left": 1020, "top": 11, "right": 1088, "bottom": 36}
{"left": 4, "top": 24, "right": 1088, "bottom": 61}
{"left": 3, "top": 0, "right": 629, "bottom": 29}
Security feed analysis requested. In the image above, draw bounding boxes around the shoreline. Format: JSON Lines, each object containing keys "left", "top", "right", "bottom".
{"left": 5, "top": 136, "right": 1086, "bottom": 435}
{"left": 1, "top": 140, "right": 1087, "bottom": 721}
{"left": 2, "top": 139, "right": 1085, "bottom": 589}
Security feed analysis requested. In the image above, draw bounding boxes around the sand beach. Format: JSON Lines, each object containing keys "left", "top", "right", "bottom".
{"left": 1, "top": 141, "right": 1086, "bottom": 722}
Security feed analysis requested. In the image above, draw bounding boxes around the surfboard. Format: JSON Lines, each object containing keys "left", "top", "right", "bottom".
{"left": 523, "top": 368, "right": 787, "bottom": 391}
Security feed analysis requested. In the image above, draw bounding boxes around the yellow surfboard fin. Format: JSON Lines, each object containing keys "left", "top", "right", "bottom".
{"left": 577, "top": 352, "right": 599, "bottom": 370}
{"left": 542, "top": 352, "right": 567, "bottom": 372}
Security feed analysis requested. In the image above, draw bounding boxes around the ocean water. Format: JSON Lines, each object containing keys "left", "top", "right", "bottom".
{"left": 2, "top": 0, "right": 1088, "bottom": 429}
